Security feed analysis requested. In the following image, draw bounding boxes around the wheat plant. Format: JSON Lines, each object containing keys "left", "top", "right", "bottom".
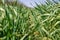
{"left": 0, "top": 0, "right": 60, "bottom": 40}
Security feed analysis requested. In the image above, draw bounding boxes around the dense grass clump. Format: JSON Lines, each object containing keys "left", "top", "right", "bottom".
{"left": 0, "top": 0, "right": 60, "bottom": 40}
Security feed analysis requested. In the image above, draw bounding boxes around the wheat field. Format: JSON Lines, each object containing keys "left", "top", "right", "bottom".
{"left": 0, "top": 0, "right": 60, "bottom": 40}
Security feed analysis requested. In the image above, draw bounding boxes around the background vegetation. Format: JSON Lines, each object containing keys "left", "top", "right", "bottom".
{"left": 0, "top": 0, "right": 60, "bottom": 40}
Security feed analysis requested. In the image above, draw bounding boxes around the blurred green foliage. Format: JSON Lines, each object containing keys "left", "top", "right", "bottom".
{"left": 0, "top": 0, "right": 60, "bottom": 40}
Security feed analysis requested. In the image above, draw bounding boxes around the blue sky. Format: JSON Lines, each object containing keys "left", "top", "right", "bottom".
{"left": 18, "top": 0, "right": 60, "bottom": 8}
{"left": 18, "top": 0, "right": 46, "bottom": 8}
{"left": 8, "top": 0, "right": 59, "bottom": 8}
